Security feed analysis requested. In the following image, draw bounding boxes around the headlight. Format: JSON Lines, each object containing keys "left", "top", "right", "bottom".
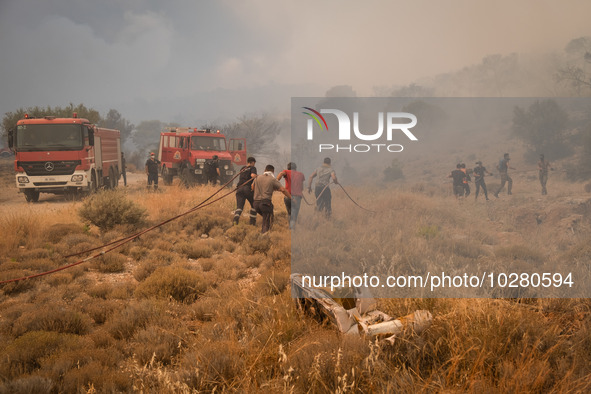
{"left": 17, "top": 176, "right": 29, "bottom": 183}
{"left": 198, "top": 163, "right": 204, "bottom": 169}
{"left": 224, "top": 165, "right": 229, "bottom": 170}
{"left": 71, "top": 175, "right": 84, "bottom": 182}
{"left": 196, "top": 158, "right": 206, "bottom": 163}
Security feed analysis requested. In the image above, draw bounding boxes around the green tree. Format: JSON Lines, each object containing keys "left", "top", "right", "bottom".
{"left": 222, "top": 113, "right": 281, "bottom": 157}
{"left": 556, "top": 36, "right": 591, "bottom": 95}
{"left": 131, "top": 120, "right": 163, "bottom": 156}
{"left": 2, "top": 103, "right": 100, "bottom": 136}
{"left": 99, "top": 109, "right": 134, "bottom": 144}
{"left": 512, "top": 99, "right": 572, "bottom": 162}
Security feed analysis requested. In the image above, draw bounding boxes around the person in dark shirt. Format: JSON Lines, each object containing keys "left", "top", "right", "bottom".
{"left": 473, "top": 161, "right": 492, "bottom": 201}
{"left": 233, "top": 156, "right": 257, "bottom": 225}
{"left": 537, "top": 154, "right": 552, "bottom": 195}
{"left": 145, "top": 152, "right": 161, "bottom": 191}
{"left": 121, "top": 152, "right": 127, "bottom": 187}
{"left": 206, "top": 155, "right": 221, "bottom": 186}
{"left": 494, "top": 153, "right": 515, "bottom": 197}
{"left": 460, "top": 163, "right": 471, "bottom": 197}
{"left": 449, "top": 163, "right": 466, "bottom": 199}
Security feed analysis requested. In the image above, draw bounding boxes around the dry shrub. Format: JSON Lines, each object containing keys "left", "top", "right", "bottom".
{"left": 495, "top": 244, "right": 545, "bottom": 263}
{"left": 255, "top": 269, "right": 290, "bottom": 296}
{"left": 57, "top": 233, "right": 98, "bottom": 255}
{"left": 0, "top": 213, "right": 48, "bottom": 253}
{"left": 109, "top": 282, "right": 136, "bottom": 299}
{"left": 106, "top": 300, "right": 157, "bottom": 340}
{"left": 0, "top": 331, "right": 87, "bottom": 377}
{"left": 132, "top": 325, "right": 185, "bottom": 366}
{"left": 193, "top": 212, "right": 228, "bottom": 235}
{"left": 129, "top": 245, "right": 149, "bottom": 261}
{"left": 14, "top": 248, "right": 52, "bottom": 262}
{"left": 135, "top": 265, "right": 209, "bottom": 303}
{"left": 0, "top": 270, "right": 37, "bottom": 295}
{"left": 243, "top": 254, "right": 268, "bottom": 269}
{"left": 79, "top": 190, "right": 147, "bottom": 231}
{"left": 60, "top": 360, "right": 131, "bottom": 393}
{"left": 46, "top": 223, "right": 83, "bottom": 243}
{"left": 11, "top": 307, "right": 91, "bottom": 337}
{"left": 0, "top": 374, "right": 55, "bottom": 394}
{"left": 199, "top": 258, "right": 216, "bottom": 272}
{"left": 82, "top": 299, "right": 119, "bottom": 325}
{"left": 225, "top": 224, "right": 248, "bottom": 243}
{"left": 87, "top": 282, "right": 113, "bottom": 299}
{"left": 91, "top": 253, "right": 127, "bottom": 273}
{"left": 45, "top": 272, "right": 73, "bottom": 287}
{"left": 133, "top": 260, "right": 161, "bottom": 282}
{"left": 176, "top": 241, "right": 214, "bottom": 259}
{"left": 243, "top": 232, "right": 272, "bottom": 254}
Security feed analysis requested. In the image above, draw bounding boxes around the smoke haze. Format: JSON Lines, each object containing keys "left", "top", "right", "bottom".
{"left": 1, "top": 0, "right": 590, "bottom": 124}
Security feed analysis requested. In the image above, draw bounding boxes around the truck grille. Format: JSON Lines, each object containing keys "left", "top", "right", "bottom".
{"left": 19, "top": 160, "right": 81, "bottom": 176}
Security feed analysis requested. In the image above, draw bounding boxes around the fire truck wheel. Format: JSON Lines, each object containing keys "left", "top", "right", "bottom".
{"left": 24, "top": 190, "right": 40, "bottom": 203}
{"left": 181, "top": 167, "right": 194, "bottom": 188}
{"left": 90, "top": 171, "right": 98, "bottom": 193}
{"left": 162, "top": 166, "right": 173, "bottom": 186}
{"left": 109, "top": 168, "right": 117, "bottom": 189}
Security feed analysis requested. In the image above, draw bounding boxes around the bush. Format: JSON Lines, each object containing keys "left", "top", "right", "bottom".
{"left": 91, "top": 253, "right": 127, "bottom": 273}
{"left": 135, "top": 265, "right": 209, "bottom": 303}
{"left": 79, "top": 190, "right": 147, "bottom": 231}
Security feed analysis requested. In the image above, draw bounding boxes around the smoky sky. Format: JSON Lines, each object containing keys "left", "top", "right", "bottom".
{"left": 1, "top": 0, "right": 590, "bottom": 124}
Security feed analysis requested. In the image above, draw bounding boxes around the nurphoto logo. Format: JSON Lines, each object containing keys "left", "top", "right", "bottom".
{"left": 302, "top": 106, "right": 418, "bottom": 153}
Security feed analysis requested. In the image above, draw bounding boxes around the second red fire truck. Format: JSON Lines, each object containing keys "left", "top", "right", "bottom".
{"left": 158, "top": 128, "right": 246, "bottom": 186}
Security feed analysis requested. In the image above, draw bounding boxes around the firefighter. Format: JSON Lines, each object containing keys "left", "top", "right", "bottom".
{"left": 145, "top": 152, "right": 161, "bottom": 191}
{"left": 538, "top": 154, "right": 552, "bottom": 195}
{"left": 448, "top": 163, "right": 466, "bottom": 199}
{"left": 121, "top": 152, "right": 127, "bottom": 187}
{"left": 460, "top": 163, "right": 471, "bottom": 197}
{"left": 252, "top": 164, "right": 291, "bottom": 233}
{"left": 494, "top": 153, "right": 515, "bottom": 197}
{"left": 307, "top": 157, "right": 338, "bottom": 218}
{"left": 278, "top": 162, "right": 306, "bottom": 229}
{"left": 473, "top": 161, "right": 492, "bottom": 200}
{"left": 233, "top": 156, "right": 258, "bottom": 226}
{"left": 206, "top": 155, "right": 221, "bottom": 186}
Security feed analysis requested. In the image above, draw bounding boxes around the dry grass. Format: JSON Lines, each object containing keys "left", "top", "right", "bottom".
{"left": 0, "top": 174, "right": 589, "bottom": 392}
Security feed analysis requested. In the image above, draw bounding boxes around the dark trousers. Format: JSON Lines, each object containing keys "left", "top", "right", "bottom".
{"left": 315, "top": 184, "right": 332, "bottom": 217}
{"left": 147, "top": 173, "right": 158, "bottom": 190}
{"left": 475, "top": 179, "right": 488, "bottom": 199}
{"left": 234, "top": 187, "right": 256, "bottom": 225}
{"left": 463, "top": 183, "right": 471, "bottom": 197}
{"left": 122, "top": 170, "right": 127, "bottom": 186}
{"left": 539, "top": 172, "right": 548, "bottom": 195}
{"left": 496, "top": 173, "right": 512, "bottom": 195}
{"left": 284, "top": 196, "right": 292, "bottom": 217}
{"left": 290, "top": 196, "right": 302, "bottom": 229}
{"left": 254, "top": 199, "right": 274, "bottom": 233}
{"left": 207, "top": 174, "right": 218, "bottom": 186}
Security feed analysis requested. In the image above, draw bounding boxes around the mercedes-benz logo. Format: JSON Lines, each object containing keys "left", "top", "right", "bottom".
{"left": 44, "top": 162, "right": 55, "bottom": 172}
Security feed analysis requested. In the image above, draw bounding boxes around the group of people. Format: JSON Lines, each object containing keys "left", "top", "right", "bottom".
{"left": 449, "top": 152, "right": 552, "bottom": 200}
{"left": 233, "top": 156, "right": 338, "bottom": 233}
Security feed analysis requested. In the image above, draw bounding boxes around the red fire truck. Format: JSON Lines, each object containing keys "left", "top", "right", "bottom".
{"left": 158, "top": 127, "right": 246, "bottom": 186}
{"left": 8, "top": 113, "right": 122, "bottom": 202}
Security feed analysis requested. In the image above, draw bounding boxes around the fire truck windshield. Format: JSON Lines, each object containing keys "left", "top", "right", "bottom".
{"left": 15, "top": 124, "right": 84, "bottom": 151}
{"left": 191, "top": 136, "right": 226, "bottom": 151}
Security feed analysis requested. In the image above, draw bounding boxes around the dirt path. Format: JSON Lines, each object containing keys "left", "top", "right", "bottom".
{"left": 0, "top": 158, "right": 145, "bottom": 217}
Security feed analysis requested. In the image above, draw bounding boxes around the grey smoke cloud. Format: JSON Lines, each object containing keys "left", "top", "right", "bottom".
{"left": 0, "top": 0, "right": 590, "bottom": 123}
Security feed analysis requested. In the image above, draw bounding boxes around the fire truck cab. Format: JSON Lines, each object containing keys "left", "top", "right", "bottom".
{"left": 158, "top": 128, "right": 246, "bottom": 186}
{"left": 8, "top": 114, "right": 121, "bottom": 202}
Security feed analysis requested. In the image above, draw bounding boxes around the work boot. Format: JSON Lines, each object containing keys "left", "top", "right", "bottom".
{"left": 249, "top": 209, "right": 257, "bottom": 226}
{"left": 233, "top": 209, "right": 242, "bottom": 225}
